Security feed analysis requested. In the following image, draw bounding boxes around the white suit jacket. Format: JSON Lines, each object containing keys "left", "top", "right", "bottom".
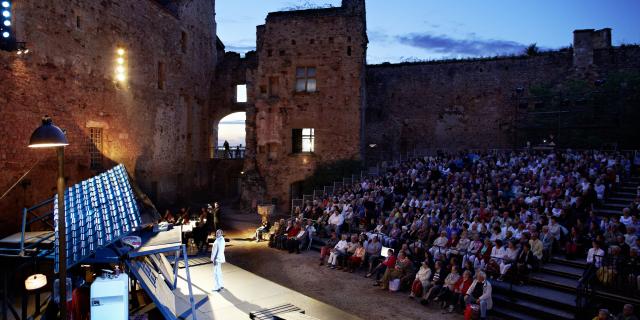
{"left": 211, "top": 236, "right": 226, "bottom": 263}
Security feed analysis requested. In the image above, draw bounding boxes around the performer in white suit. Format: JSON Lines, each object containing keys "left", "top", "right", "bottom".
{"left": 211, "top": 229, "right": 226, "bottom": 292}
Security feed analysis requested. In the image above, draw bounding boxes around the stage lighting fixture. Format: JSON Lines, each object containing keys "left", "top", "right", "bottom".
{"left": 114, "top": 47, "right": 127, "bottom": 83}
{"left": 0, "top": 0, "right": 13, "bottom": 52}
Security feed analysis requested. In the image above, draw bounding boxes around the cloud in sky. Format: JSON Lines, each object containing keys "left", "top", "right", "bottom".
{"left": 397, "top": 33, "right": 528, "bottom": 57}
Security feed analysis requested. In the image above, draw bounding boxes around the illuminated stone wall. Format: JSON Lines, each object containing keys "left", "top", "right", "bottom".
{"left": 245, "top": 0, "right": 367, "bottom": 210}
{"left": 0, "top": 0, "right": 217, "bottom": 235}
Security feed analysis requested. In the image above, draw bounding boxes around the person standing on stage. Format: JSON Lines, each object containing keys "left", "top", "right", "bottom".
{"left": 211, "top": 229, "right": 226, "bottom": 292}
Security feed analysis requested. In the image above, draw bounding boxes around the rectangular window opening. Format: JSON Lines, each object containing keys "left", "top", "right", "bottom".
{"left": 236, "top": 84, "right": 247, "bottom": 103}
{"left": 295, "top": 67, "right": 317, "bottom": 93}
{"left": 88, "top": 127, "right": 103, "bottom": 170}
{"left": 157, "top": 61, "right": 165, "bottom": 90}
{"left": 181, "top": 31, "right": 188, "bottom": 53}
{"left": 76, "top": 16, "right": 81, "bottom": 29}
{"left": 292, "top": 128, "right": 314, "bottom": 153}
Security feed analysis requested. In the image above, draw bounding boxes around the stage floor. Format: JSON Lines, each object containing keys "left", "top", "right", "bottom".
{"left": 173, "top": 261, "right": 361, "bottom": 320}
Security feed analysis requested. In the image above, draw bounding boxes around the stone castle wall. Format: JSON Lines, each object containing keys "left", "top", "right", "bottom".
{"left": 365, "top": 53, "right": 573, "bottom": 159}
{"left": 246, "top": 0, "right": 367, "bottom": 209}
{"left": 0, "top": 0, "right": 217, "bottom": 235}
{"left": 364, "top": 32, "right": 640, "bottom": 163}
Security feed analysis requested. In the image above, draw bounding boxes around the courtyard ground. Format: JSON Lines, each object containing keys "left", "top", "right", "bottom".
{"left": 220, "top": 210, "right": 465, "bottom": 320}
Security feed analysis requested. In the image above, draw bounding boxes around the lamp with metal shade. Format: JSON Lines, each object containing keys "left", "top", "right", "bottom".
{"left": 28, "top": 116, "right": 68, "bottom": 148}
{"left": 27, "top": 115, "right": 69, "bottom": 319}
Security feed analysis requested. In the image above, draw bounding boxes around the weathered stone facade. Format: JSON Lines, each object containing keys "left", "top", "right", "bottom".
{"left": 243, "top": 0, "right": 367, "bottom": 208}
{"left": 0, "top": 0, "right": 217, "bottom": 235}
{"left": 365, "top": 28, "right": 640, "bottom": 163}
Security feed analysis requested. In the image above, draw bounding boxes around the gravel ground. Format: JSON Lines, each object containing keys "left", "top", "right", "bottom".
{"left": 222, "top": 225, "right": 465, "bottom": 320}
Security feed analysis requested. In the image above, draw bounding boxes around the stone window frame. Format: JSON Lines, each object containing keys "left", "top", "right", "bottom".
{"left": 295, "top": 67, "right": 317, "bottom": 93}
{"left": 88, "top": 127, "right": 103, "bottom": 170}
{"left": 292, "top": 128, "right": 314, "bottom": 154}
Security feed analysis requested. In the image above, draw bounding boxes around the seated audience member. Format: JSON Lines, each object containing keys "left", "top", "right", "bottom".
{"left": 616, "top": 304, "right": 638, "bottom": 320}
{"left": 516, "top": 242, "right": 535, "bottom": 284}
{"left": 498, "top": 241, "right": 519, "bottom": 281}
{"left": 582, "top": 240, "right": 605, "bottom": 282}
{"left": 365, "top": 235, "right": 383, "bottom": 273}
{"left": 268, "top": 219, "right": 284, "bottom": 248}
{"left": 285, "top": 221, "right": 301, "bottom": 253}
{"left": 299, "top": 219, "right": 316, "bottom": 250}
{"left": 445, "top": 270, "right": 473, "bottom": 313}
{"left": 429, "top": 231, "right": 449, "bottom": 260}
{"left": 434, "top": 265, "right": 461, "bottom": 307}
{"left": 565, "top": 226, "right": 582, "bottom": 259}
{"left": 421, "top": 260, "right": 446, "bottom": 304}
{"left": 276, "top": 220, "right": 293, "bottom": 250}
{"left": 254, "top": 216, "right": 271, "bottom": 242}
{"left": 541, "top": 225, "right": 554, "bottom": 261}
{"left": 369, "top": 249, "right": 396, "bottom": 281}
{"left": 380, "top": 252, "right": 412, "bottom": 290}
{"left": 486, "top": 239, "right": 505, "bottom": 278}
{"left": 465, "top": 271, "right": 493, "bottom": 320}
{"left": 463, "top": 233, "right": 483, "bottom": 267}
{"left": 529, "top": 232, "right": 544, "bottom": 262}
{"left": 287, "top": 222, "right": 306, "bottom": 254}
{"left": 327, "top": 234, "right": 349, "bottom": 269}
{"left": 319, "top": 232, "right": 338, "bottom": 266}
{"left": 339, "top": 235, "right": 360, "bottom": 269}
{"left": 327, "top": 209, "right": 344, "bottom": 235}
{"left": 409, "top": 260, "right": 432, "bottom": 299}
{"left": 345, "top": 241, "right": 366, "bottom": 272}
{"left": 593, "top": 309, "right": 614, "bottom": 320}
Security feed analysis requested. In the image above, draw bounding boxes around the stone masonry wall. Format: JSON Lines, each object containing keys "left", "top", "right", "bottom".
{"left": 247, "top": 0, "right": 367, "bottom": 210}
{"left": 365, "top": 41, "right": 640, "bottom": 163}
{"left": 0, "top": 0, "right": 217, "bottom": 236}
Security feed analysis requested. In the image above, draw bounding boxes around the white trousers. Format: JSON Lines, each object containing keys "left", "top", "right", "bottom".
{"left": 213, "top": 263, "right": 224, "bottom": 290}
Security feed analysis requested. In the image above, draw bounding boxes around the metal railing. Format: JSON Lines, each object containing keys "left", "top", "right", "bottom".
{"left": 577, "top": 253, "right": 640, "bottom": 318}
{"left": 212, "top": 146, "right": 245, "bottom": 159}
{"left": 290, "top": 170, "right": 369, "bottom": 212}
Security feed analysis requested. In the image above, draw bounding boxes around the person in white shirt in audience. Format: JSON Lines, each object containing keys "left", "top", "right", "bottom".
{"left": 327, "top": 234, "right": 349, "bottom": 269}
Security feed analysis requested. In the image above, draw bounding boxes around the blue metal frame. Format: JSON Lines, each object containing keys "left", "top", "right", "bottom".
{"left": 54, "top": 164, "right": 141, "bottom": 272}
{"left": 125, "top": 244, "right": 201, "bottom": 320}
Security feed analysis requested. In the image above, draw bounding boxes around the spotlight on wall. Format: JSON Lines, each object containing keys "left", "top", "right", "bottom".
{"left": 15, "top": 42, "right": 29, "bottom": 56}
{"left": 114, "top": 47, "right": 127, "bottom": 83}
{"left": 515, "top": 87, "right": 525, "bottom": 93}
{"left": 368, "top": 144, "right": 377, "bottom": 148}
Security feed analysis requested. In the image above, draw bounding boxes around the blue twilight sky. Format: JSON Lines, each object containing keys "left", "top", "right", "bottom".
{"left": 216, "top": 0, "right": 640, "bottom": 64}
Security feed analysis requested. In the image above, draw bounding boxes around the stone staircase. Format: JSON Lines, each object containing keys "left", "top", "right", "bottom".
{"left": 491, "top": 255, "right": 581, "bottom": 320}
{"left": 594, "top": 176, "right": 639, "bottom": 216}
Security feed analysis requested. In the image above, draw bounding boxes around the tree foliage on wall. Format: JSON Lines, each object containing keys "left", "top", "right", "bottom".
{"left": 524, "top": 70, "right": 640, "bottom": 148}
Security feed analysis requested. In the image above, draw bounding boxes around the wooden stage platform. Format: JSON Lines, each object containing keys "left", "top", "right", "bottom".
{"left": 171, "top": 262, "right": 361, "bottom": 320}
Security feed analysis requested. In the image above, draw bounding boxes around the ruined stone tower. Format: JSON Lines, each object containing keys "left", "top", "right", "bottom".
{"left": 245, "top": 0, "right": 368, "bottom": 209}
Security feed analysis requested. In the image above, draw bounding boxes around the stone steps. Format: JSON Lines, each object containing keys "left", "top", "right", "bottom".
{"left": 492, "top": 293, "right": 574, "bottom": 320}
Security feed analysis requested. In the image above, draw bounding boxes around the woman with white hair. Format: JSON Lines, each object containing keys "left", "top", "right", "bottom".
{"left": 211, "top": 229, "right": 226, "bottom": 292}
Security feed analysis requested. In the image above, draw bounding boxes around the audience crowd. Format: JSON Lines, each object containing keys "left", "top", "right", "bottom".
{"left": 264, "top": 149, "right": 640, "bottom": 319}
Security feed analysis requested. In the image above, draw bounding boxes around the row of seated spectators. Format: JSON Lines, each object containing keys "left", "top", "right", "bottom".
{"left": 266, "top": 149, "right": 640, "bottom": 318}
